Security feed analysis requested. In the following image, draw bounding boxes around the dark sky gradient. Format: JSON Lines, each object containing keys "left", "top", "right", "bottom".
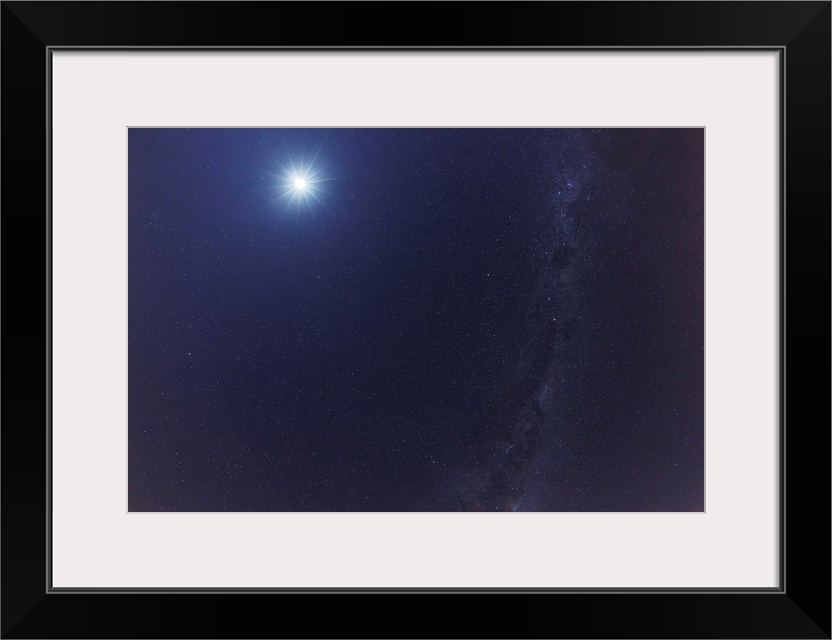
{"left": 128, "top": 128, "right": 703, "bottom": 512}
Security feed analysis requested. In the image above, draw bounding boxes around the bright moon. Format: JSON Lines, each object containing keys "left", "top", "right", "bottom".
{"left": 268, "top": 155, "right": 331, "bottom": 213}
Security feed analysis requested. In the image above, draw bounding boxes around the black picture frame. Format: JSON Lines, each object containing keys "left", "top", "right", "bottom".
{"left": 2, "top": 2, "right": 829, "bottom": 638}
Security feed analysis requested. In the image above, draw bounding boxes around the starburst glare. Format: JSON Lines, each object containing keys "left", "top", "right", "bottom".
{"left": 268, "top": 156, "right": 329, "bottom": 213}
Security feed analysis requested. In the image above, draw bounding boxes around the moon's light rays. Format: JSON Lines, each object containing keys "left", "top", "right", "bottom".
{"left": 263, "top": 153, "right": 334, "bottom": 214}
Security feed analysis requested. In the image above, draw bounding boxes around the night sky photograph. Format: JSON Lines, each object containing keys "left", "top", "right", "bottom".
{"left": 128, "top": 128, "right": 703, "bottom": 512}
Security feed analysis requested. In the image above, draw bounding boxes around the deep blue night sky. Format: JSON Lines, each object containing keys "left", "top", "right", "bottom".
{"left": 128, "top": 128, "right": 703, "bottom": 512}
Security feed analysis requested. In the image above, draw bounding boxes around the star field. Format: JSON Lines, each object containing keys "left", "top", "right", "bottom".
{"left": 128, "top": 128, "right": 704, "bottom": 512}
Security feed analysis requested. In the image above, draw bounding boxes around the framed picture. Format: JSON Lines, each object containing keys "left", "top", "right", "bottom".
{"left": 3, "top": 1, "right": 829, "bottom": 637}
